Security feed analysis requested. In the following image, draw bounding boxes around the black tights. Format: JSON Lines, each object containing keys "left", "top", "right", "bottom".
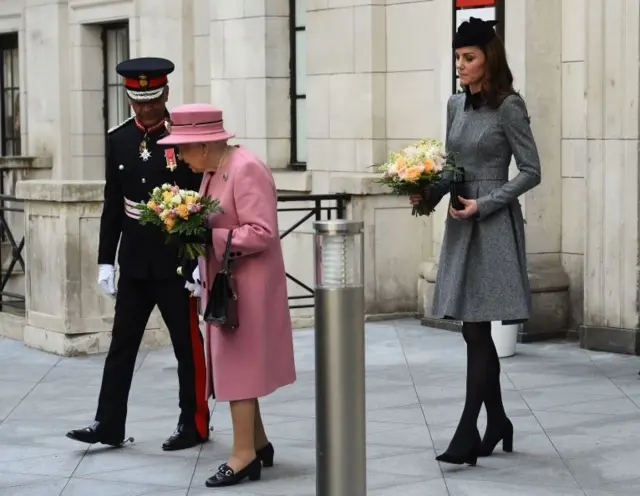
{"left": 447, "top": 321, "right": 506, "bottom": 452}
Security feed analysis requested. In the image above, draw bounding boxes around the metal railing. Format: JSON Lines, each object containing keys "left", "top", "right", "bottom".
{"left": 0, "top": 193, "right": 24, "bottom": 312}
{"left": 278, "top": 194, "right": 350, "bottom": 309}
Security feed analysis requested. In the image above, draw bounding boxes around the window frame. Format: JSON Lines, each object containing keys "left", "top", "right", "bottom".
{"left": 289, "top": 0, "right": 306, "bottom": 170}
{"left": 101, "top": 22, "right": 130, "bottom": 136}
{"left": 452, "top": 0, "right": 505, "bottom": 94}
{"left": 0, "top": 33, "right": 20, "bottom": 157}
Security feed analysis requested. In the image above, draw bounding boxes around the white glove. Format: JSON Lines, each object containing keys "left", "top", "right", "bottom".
{"left": 98, "top": 264, "right": 116, "bottom": 296}
{"left": 184, "top": 265, "right": 202, "bottom": 297}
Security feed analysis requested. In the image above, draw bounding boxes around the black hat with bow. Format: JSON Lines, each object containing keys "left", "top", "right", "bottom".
{"left": 453, "top": 17, "right": 499, "bottom": 49}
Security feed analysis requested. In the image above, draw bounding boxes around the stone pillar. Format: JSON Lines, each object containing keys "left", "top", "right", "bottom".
{"left": 307, "top": 1, "right": 435, "bottom": 316}
{"left": 15, "top": 180, "right": 169, "bottom": 356}
{"left": 505, "top": 0, "right": 570, "bottom": 340}
{"left": 580, "top": 0, "right": 640, "bottom": 354}
{"left": 209, "top": 0, "right": 290, "bottom": 167}
{"left": 307, "top": 0, "right": 386, "bottom": 192}
{"left": 23, "top": 0, "right": 71, "bottom": 178}
{"left": 132, "top": 0, "right": 194, "bottom": 108}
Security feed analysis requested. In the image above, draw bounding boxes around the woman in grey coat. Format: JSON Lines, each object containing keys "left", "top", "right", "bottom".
{"left": 411, "top": 17, "right": 541, "bottom": 465}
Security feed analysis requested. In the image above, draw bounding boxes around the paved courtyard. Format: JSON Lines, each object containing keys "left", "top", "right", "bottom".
{"left": 1, "top": 319, "right": 640, "bottom": 495}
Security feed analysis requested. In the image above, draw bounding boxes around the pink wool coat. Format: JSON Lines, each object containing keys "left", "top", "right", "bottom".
{"left": 198, "top": 146, "right": 296, "bottom": 402}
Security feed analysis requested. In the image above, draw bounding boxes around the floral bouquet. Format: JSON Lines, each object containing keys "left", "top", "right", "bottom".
{"left": 136, "top": 183, "right": 223, "bottom": 259}
{"left": 375, "top": 139, "right": 457, "bottom": 217}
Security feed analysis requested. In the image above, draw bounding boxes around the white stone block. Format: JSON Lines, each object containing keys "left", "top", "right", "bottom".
{"left": 386, "top": 1, "right": 435, "bottom": 72}
{"left": 561, "top": 177, "right": 584, "bottom": 255}
{"left": 329, "top": 73, "right": 384, "bottom": 140}
{"left": 561, "top": 0, "right": 586, "bottom": 61}
{"left": 307, "top": 75, "right": 330, "bottom": 139}
{"left": 211, "top": 78, "right": 246, "bottom": 137}
{"left": 561, "top": 61, "right": 586, "bottom": 139}
{"left": 561, "top": 139, "right": 586, "bottom": 178}
{"left": 210, "top": 20, "right": 224, "bottom": 79}
{"left": 223, "top": 17, "right": 267, "bottom": 79}
{"left": 386, "top": 70, "right": 438, "bottom": 140}
{"left": 244, "top": 78, "right": 268, "bottom": 139}
{"left": 266, "top": 16, "right": 290, "bottom": 78}
{"left": 193, "top": 0, "right": 210, "bottom": 36}
{"left": 265, "top": 78, "right": 291, "bottom": 138}
{"left": 308, "top": 7, "right": 354, "bottom": 75}
{"left": 193, "top": 36, "right": 211, "bottom": 86}
{"left": 210, "top": 0, "right": 244, "bottom": 20}
{"left": 266, "top": 137, "right": 289, "bottom": 169}
{"left": 354, "top": 5, "right": 386, "bottom": 73}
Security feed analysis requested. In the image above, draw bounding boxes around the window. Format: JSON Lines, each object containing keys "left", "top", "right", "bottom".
{"left": 102, "top": 23, "right": 130, "bottom": 133}
{"left": 452, "top": 0, "right": 505, "bottom": 94}
{"left": 0, "top": 34, "right": 20, "bottom": 156}
{"left": 289, "top": 0, "right": 306, "bottom": 169}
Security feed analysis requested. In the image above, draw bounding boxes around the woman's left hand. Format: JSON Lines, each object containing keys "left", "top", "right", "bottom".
{"left": 449, "top": 196, "right": 478, "bottom": 220}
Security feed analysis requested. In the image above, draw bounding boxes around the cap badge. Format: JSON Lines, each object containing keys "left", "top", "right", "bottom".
{"left": 139, "top": 74, "right": 148, "bottom": 87}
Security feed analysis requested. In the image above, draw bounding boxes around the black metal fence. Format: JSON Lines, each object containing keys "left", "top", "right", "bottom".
{"left": 0, "top": 192, "right": 347, "bottom": 314}
{"left": 278, "top": 194, "right": 350, "bottom": 309}
{"left": 0, "top": 193, "right": 25, "bottom": 312}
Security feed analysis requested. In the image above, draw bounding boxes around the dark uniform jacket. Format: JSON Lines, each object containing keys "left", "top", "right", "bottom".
{"left": 98, "top": 117, "right": 203, "bottom": 280}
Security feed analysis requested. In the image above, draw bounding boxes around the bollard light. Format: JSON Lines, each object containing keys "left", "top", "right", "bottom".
{"left": 313, "top": 220, "right": 366, "bottom": 496}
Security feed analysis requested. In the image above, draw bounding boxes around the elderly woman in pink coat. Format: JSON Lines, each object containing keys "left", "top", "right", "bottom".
{"left": 158, "top": 104, "right": 296, "bottom": 489}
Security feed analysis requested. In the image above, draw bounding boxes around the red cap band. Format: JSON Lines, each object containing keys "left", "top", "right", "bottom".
{"left": 123, "top": 75, "right": 168, "bottom": 90}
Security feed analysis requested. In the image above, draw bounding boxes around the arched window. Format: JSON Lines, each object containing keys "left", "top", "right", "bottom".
{"left": 452, "top": 0, "right": 505, "bottom": 94}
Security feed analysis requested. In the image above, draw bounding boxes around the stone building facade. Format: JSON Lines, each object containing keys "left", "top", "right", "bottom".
{"left": 0, "top": 0, "right": 637, "bottom": 356}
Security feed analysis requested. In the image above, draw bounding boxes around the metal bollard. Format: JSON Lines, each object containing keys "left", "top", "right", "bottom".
{"left": 313, "top": 220, "right": 366, "bottom": 496}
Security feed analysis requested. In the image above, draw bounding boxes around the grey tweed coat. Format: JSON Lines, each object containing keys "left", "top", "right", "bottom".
{"left": 427, "top": 92, "right": 541, "bottom": 324}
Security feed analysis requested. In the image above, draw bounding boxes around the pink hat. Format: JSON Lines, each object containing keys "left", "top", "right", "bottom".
{"left": 158, "top": 103, "right": 235, "bottom": 145}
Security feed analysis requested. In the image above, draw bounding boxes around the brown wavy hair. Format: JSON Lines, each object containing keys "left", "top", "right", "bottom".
{"left": 475, "top": 35, "right": 516, "bottom": 108}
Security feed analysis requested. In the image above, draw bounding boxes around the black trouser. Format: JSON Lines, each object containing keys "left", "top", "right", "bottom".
{"left": 95, "top": 275, "right": 209, "bottom": 440}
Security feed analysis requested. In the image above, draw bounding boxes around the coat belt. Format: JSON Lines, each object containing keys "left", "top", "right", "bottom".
{"left": 124, "top": 197, "right": 141, "bottom": 220}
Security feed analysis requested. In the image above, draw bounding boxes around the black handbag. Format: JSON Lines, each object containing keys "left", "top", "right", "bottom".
{"left": 203, "top": 231, "right": 239, "bottom": 330}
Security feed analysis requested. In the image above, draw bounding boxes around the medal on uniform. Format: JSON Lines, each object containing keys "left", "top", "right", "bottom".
{"left": 165, "top": 148, "right": 177, "bottom": 171}
{"left": 139, "top": 137, "right": 151, "bottom": 162}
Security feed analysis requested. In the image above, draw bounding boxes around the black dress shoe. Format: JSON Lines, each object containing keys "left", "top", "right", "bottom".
{"left": 257, "top": 442, "right": 274, "bottom": 467}
{"left": 66, "top": 421, "right": 126, "bottom": 447}
{"left": 162, "top": 424, "right": 209, "bottom": 451}
{"left": 205, "top": 459, "right": 261, "bottom": 488}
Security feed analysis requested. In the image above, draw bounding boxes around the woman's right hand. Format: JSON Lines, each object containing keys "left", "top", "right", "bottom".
{"left": 409, "top": 194, "right": 423, "bottom": 206}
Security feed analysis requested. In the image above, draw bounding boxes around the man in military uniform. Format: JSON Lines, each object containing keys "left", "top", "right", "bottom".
{"left": 66, "top": 57, "right": 210, "bottom": 451}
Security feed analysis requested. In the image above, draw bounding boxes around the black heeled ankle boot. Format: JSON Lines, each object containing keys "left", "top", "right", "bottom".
{"left": 436, "top": 428, "right": 481, "bottom": 466}
{"left": 479, "top": 417, "right": 513, "bottom": 457}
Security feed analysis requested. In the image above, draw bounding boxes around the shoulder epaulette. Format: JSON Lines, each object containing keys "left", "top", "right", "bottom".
{"left": 107, "top": 116, "right": 134, "bottom": 135}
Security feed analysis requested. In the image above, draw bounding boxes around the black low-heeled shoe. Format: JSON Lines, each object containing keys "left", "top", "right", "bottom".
{"left": 479, "top": 418, "right": 513, "bottom": 457}
{"left": 205, "top": 458, "right": 262, "bottom": 488}
{"left": 257, "top": 442, "right": 274, "bottom": 467}
{"left": 436, "top": 428, "right": 481, "bottom": 466}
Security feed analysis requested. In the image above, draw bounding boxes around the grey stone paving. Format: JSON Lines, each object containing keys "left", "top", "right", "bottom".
{"left": 1, "top": 319, "right": 640, "bottom": 495}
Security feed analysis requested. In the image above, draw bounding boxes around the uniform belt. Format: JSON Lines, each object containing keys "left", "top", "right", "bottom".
{"left": 124, "top": 197, "right": 141, "bottom": 220}
{"left": 462, "top": 169, "right": 509, "bottom": 182}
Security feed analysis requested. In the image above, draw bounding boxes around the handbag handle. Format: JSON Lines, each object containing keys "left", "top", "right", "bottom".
{"left": 221, "top": 230, "right": 233, "bottom": 273}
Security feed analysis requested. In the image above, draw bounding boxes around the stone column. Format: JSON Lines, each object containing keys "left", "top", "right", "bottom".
{"left": 16, "top": 180, "right": 169, "bottom": 356}
{"left": 209, "top": 0, "right": 290, "bottom": 167}
{"left": 132, "top": 0, "right": 194, "bottom": 107}
{"left": 505, "top": 0, "right": 570, "bottom": 340}
{"left": 580, "top": 0, "right": 640, "bottom": 354}
{"left": 23, "top": 0, "right": 71, "bottom": 178}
